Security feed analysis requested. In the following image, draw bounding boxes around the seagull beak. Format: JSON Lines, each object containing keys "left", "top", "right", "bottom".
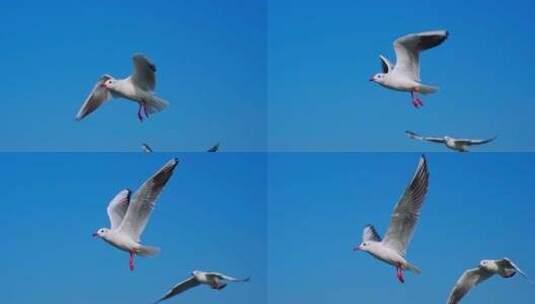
{"left": 92, "top": 232, "right": 98, "bottom": 238}
{"left": 99, "top": 83, "right": 106, "bottom": 88}
{"left": 353, "top": 245, "right": 361, "bottom": 252}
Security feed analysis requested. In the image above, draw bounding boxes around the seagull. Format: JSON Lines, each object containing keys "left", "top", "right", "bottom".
{"left": 76, "top": 54, "right": 168, "bottom": 121}
{"left": 354, "top": 156, "right": 429, "bottom": 283}
{"left": 92, "top": 158, "right": 178, "bottom": 271}
{"left": 156, "top": 270, "right": 250, "bottom": 303}
{"left": 142, "top": 143, "right": 153, "bottom": 153}
{"left": 447, "top": 258, "right": 533, "bottom": 304}
{"left": 370, "top": 30, "right": 448, "bottom": 108}
{"left": 406, "top": 131, "right": 496, "bottom": 152}
{"left": 207, "top": 142, "right": 220, "bottom": 152}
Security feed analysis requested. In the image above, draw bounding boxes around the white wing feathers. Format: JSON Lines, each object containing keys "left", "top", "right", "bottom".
{"left": 118, "top": 158, "right": 179, "bottom": 241}
{"left": 383, "top": 156, "right": 429, "bottom": 256}
{"left": 362, "top": 225, "right": 382, "bottom": 242}
{"left": 447, "top": 267, "right": 493, "bottom": 304}
{"left": 76, "top": 74, "right": 113, "bottom": 120}
{"left": 106, "top": 189, "right": 131, "bottom": 230}
{"left": 131, "top": 54, "right": 156, "bottom": 92}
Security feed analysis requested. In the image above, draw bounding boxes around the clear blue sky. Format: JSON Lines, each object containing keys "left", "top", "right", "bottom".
{"left": 269, "top": 153, "right": 535, "bottom": 303}
{"left": 0, "top": 153, "right": 266, "bottom": 303}
{"left": 269, "top": 0, "right": 535, "bottom": 151}
{"left": 0, "top": 0, "right": 266, "bottom": 151}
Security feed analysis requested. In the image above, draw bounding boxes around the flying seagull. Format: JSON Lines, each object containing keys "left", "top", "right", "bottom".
{"left": 76, "top": 54, "right": 168, "bottom": 121}
{"left": 142, "top": 143, "right": 153, "bottom": 153}
{"left": 354, "top": 156, "right": 429, "bottom": 283}
{"left": 370, "top": 30, "right": 448, "bottom": 108}
{"left": 447, "top": 258, "right": 532, "bottom": 304}
{"left": 93, "top": 158, "right": 178, "bottom": 271}
{"left": 156, "top": 270, "right": 250, "bottom": 303}
{"left": 406, "top": 131, "right": 496, "bottom": 152}
{"left": 207, "top": 142, "right": 220, "bottom": 152}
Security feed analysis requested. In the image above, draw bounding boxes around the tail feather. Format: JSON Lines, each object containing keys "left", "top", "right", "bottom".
{"left": 146, "top": 96, "right": 168, "bottom": 114}
{"left": 406, "top": 262, "right": 421, "bottom": 274}
{"left": 137, "top": 245, "right": 160, "bottom": 257}
{"left": 417, "top": 84, "right": 438, "bottom": 94}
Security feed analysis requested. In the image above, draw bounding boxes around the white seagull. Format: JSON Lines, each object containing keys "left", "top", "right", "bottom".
{"left": 406, "top": 131, "right": 496, "bottom": 152}
{"left": 93, "top": 158, "right": 178, "bottom": 271}
{"left": 76, "top": 54, "right": 168, "bottom": 121}
{"left": 354, "top": 156, "right": 429, "bottom": 283}
{"left": 156, "top": 270, "right": 250, "bottom": 302}
{"left": 370, "top": 30, "right": 448, "bottom": 108}
{"left": 207, "top": 142, "right": 220, "bottom": 152}
{"left": 447, "top": 258, "right": 533, "bottom": 304}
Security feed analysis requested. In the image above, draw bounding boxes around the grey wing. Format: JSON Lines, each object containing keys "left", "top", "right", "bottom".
{"left": 118, "top": 158, "right": 179, "bottom": 241}
{"left": 462, "top": 136, "right": 496, "bottom": 146}
{"left": 131, "top": 53, "right": 156, "bottom": 91}
{"left": 75, "top": 74, "right": 113, "bottom": 120}
{"left": 392, "top": 30, "right": 448, "bottom": 80}
{"left": 106, "top": 189, "right": 131, "bottom": 230}
{"left": 207, "top": 143, "right": 220, "bottom": 152}
{"left": 157, "top": 277, "right": 200, "bottom": 302}
{"left": 382, "top": 155, "right": 429, "bottom": 256}
{"left": 362, "top": 224, "right": 382, "bottom": 242}
{"left": 379, "top": 55, "right": 393, "bottom": 73}
{"left": 206, "top": 272, "right": 250, "bottom": 282}
{"left": 142, "top": 143, "right": 153, "bottom": 153}
{"left": 447, "top": 267, "right": 493, "bottom": 304}
{"left": 497, "top": 258, "right": 533, "bottom": 283}
{"left": 405, "top": 130, "right": 445, "bottom": 143}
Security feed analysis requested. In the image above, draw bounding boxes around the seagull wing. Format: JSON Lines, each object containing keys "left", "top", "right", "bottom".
{"left": 118, "top": 158, "right": 178, "bottom": 241}
{"left": 382, "top": 156, "right": 429, "bottom": 256}
{"left": 131, "top": 54, "right": 156, "bottom": 91}
{"left": 206, "top": 272, "right": 250, "bottom": 282}
{"left": 447, "top": 267, "right": 494, "bottom": 304}
{"left": 379, "top": 55, "right": 393, "bottom": 73}
{"left": 362, "top": 224, "right": 382, "bottom": 242}
{"left": 406, "top": 130, "right": 445, "bottom": 143}
{"left": 207, "top": 143, "right": 220, "bottom": 152}
{"left": 156, "top": 277, "right": 200, "bottom": 302}
{"left": 75, "top": 74, "right": 113, "bottom": 120}
{"left": 392, "top": 30, "right": 448, "bottom": 81}
{"left": 497, "top": 258, "right": 533, "bottom": 283}
{"left": 106, "top": 189, "right": 131, "bottom": 230}
{"left": 458, "top": 136, "right": 496, "bottom": 146}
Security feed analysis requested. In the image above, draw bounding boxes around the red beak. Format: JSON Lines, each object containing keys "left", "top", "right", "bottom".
{"left": 353, "top": 245, "right": 361, "bottom": 251}
{"left": 369, "top": 77, "right": 374, "bottom": 82}
{"left": 92, "top": 232, "right": 98, "bottom": 237}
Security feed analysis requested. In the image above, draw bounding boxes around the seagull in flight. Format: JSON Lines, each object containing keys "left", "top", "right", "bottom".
{"left": 354, "top": 156, "right": 429, "bottom": 283}
{"left": 156, "top": 270, "right": 249, "bottom": 302}
{"left": 93, "top": 158, "right": 178, "bottom": 271}
{"left": 207, "top": 142, "right": 220, "bottom": 152}
{"left": 76, "top": 54, "right": 168, "bottom": 122}
{"left": 447, "top": 258, "right": 533, "bottom": 304}
{"left": 370, "top": 30, "right": 448, "bottom": 108}
{"left": 406, "top": 131, "right": 496, "bottom": 152}
{"left": 141, "top": 143, "right": 153, "bottom": 153}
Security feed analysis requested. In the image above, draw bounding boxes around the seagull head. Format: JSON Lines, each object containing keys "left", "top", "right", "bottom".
{"left": 354, "top": 241, "right": 370, "bottom": 252}
{"left": 100, "top": 79, "right": 116, "bottom": 89}
{"left": 479, "top": 259, "right": 497, "bottom": 271}
{"left": 92, "top": 228, "right": 110, "bottom": 238}
{"left": 369, "top": 73, "right": 386, "bottom": 84}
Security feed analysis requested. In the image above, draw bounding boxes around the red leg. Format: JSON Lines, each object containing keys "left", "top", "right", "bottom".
{"left": 137, "top": 103, "right": 144, "bottom": 122}
{"left": 410, "top": 91, "right": 424, "bottom": 108}
{"left": 129, "top": 251, "right": 135, "bottom": 271}
{"left": 396, "top": 264, "right": 405, "bottom": 283}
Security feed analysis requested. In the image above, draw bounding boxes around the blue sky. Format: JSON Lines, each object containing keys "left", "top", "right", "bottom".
{"left": 269, "top": 0, "right": 535, "bottom": 151}
{"left": 269, "top": 153, "right": 535, "bottom": 303}
{"left": 0, "top": 153, "right": 266, "bottom": 304}
{"left": 0, "top": 0, "right": 266, "bottom": 151}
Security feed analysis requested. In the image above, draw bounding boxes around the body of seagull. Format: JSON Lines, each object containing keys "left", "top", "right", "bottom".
{"left": 156, "top": 270, "right": 249, "bottom": 302}
{"left": 207, "top": 142, "right": 220, "bottom": 152}
{"left": 142, "top": 143, "right": 153, "bottom": 153}
{"left": 447, "top": 258, "right": 532, "bottom": 304}
{"left": 406, "top": 131, "right": 496, "bottom": 152}
{"left": 354, "top": 156, "right": 429, "bottom": 283}
{"left": 370, "top": 30, "right": 448, "bottom": 108}
{"left": 76, "top": 54, "right": 168, "bottom": 121}
{"left": 93, "top": 158, "right": 178, "bottom": 271}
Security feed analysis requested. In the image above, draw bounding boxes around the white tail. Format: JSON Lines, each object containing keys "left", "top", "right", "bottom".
{"left": 137, "top": 245, "right": 160, "bottom": 257}
{"left": 406, "top": 262, "right": 421, "bottom": 274}
{"left": 146, "top": 95, "right": 169, "bottom": 114}
{"left": 418, "top": 84, "right": 438, "bottom": 94}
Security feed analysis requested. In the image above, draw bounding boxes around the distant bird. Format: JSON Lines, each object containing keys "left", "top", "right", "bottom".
{"left": 207, "top": 142, "right": 220, "bottom": 152}
{"left": 93, "top": 158, "right": 178, "bottom": 271}
{"left": 142, "top": 143, "right": 153, "bottom": 153}
{"left": 156, "top": 270, "right": 250, "bottom": 302}
{"left": 447, "top": 258, "right": 532, "bottom": 304}
{"left": 354, "top": 156, "right": 429, "bottom": 283}
{"left": 370, "top": 30, "right": 448, "bottom": 108}
{"left": 76, "top": 54, "right": 168, "bottom": 121}
{"left": 406, "top": 131, "right": 496, "bottom": 152}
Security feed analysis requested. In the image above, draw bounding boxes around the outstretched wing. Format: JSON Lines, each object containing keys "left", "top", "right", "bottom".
{"left": 379, "top": 55, "right": 393, "bottom": 73}
{"left": 206, "top": 272, "right": 250, "bottom": 282}
{"left": 131, "top": 53, "right": 156, "bottom": 91}
{"left": 497, "top": 258, "right": 533, "bottom": 283}
{"left": 406, "top": 130, "right": 445, "bottom": 143}
{"left": 156, "top": 277, "right": 200, "bottom": 303}
{"left": 362, "top": 224, "right": 382, "bottom": 242}
{"left": 447, "top": 267, "right": 493, "bottom": 304}
{"left": 458, "top": 136, "right": 496, "bottom": 146}
{"left": 392, "top": 30, "right": 448, "bottom": 81}
{"left": 106, "top": 189, "right": 131, "bottom": 230}
{"left": 382, "top": 156, "right": 429, "bottom": 256}
{"left": 118, "top": 158, "right": 179, "bottom": 241}
{"left": 207, "top": 143, "right": 220, "bottom": 152}
{"left": 75, "top": 74, "right": 113, "bottom": 120}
